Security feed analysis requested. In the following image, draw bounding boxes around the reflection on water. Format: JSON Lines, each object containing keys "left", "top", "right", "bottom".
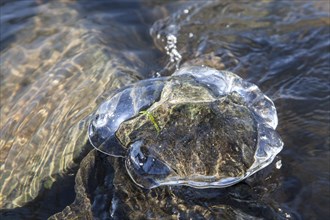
{"left": 0, "top": 0, "right": 329, "bottom": 219}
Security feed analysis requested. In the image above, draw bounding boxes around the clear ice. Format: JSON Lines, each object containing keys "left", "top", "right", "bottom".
{"left": 88, "top": 66, "right": 283, "bottom": 188}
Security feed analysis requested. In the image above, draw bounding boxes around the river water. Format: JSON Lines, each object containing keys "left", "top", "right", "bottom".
{"left": 0, "top": 0, "right": 329, "bottom": 219}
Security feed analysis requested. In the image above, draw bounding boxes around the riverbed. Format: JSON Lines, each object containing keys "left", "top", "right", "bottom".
{"left": 0, "top": 0, "right": 329, "bottom": 219}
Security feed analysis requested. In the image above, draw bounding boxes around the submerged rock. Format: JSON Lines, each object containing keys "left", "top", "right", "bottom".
{"left": 51, "top": 66, "right": 283, "bottom": 219}
{"left": 50, "top": 150, "right": 282, "bottom": 220}
{"left": 118, "top": 84, "right": 258, "bottom": 189}
{"left": 88, "top": 66, "right": 283, "bottom": 189}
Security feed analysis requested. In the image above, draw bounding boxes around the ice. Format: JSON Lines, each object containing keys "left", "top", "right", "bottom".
{"left": 89, "top": 66, "right": 283, "bottom": 188}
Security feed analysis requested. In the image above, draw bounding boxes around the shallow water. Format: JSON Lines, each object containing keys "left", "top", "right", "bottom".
{"left": 0, "top": 0, "right": 329, "bottom": 219}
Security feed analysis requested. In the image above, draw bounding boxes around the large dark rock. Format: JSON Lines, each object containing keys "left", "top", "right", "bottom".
{"left": 49, "top": 150, "right": 282, "bottom": 219}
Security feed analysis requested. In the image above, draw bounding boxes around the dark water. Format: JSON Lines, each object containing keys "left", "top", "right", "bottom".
{"left": 0, "top": 0, "right": 329, "bottom": 219}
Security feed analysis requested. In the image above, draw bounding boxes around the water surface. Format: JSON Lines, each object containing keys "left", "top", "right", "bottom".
{"left": 0, "top": 0, "right": 329, "bottom": 219}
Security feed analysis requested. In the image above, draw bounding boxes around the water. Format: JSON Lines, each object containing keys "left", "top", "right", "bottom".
{"left": 89, "top": 66, "right": 283, "bottom": 189}
{"left": 0, "top": 0, "right": 329, "bottom": 219}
